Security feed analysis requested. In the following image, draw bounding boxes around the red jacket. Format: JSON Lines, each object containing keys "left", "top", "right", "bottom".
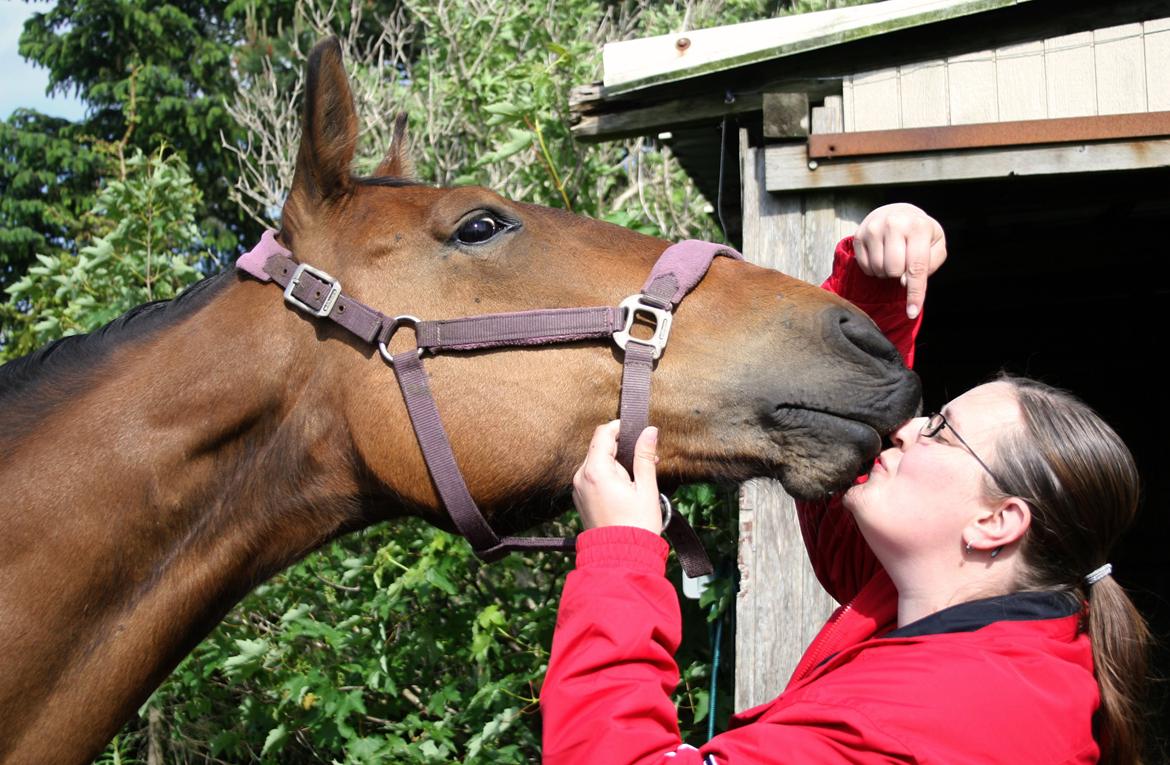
{"left": 541, "top": 239, "right": 1100, "bottom": 764}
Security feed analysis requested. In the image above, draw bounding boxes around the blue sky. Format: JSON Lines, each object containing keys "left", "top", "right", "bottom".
{"left": 1, "top": 0, "right": 86, "bottom": 120}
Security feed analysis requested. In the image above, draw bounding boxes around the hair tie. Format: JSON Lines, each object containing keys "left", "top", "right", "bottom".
{"left": 1084, "top": 563, "right": 1113, "bottom": 586}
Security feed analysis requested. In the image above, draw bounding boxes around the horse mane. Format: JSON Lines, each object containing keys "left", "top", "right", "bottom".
{"left": 0, "top": 174, "right": 418, "bottom": 442}
{"left": 0, "top": 271, "right": 234, "bottom": 442}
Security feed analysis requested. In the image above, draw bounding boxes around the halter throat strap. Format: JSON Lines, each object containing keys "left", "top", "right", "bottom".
{"left": 237, "top": 230, "right": 741, "bottom": 577}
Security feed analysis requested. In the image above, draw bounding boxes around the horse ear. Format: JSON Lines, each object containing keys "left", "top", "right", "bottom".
{"left": 374, "top": 113, "right": 414, "bottom": 179}
{"left": 290, "top": 37, "right": 358, "bottom": 205}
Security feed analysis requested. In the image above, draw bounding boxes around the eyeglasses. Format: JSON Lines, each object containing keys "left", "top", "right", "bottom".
{"left": 921, "top": 411, "right": 1005, "bottom": 490}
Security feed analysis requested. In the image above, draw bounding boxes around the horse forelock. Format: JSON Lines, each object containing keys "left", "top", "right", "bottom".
{"left": 0, "top": 270, "right": 234, "bottom": 445}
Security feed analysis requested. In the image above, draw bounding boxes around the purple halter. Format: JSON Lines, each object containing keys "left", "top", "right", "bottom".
{"left": 238, "top": 230, "right": 742, "bottom": 577}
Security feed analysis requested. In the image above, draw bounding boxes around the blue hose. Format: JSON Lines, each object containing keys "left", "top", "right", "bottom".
{"left": 707, "top": 606, "right": 723, "bottom": 741}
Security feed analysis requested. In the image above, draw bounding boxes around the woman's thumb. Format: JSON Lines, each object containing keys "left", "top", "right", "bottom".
{"left": 633, "top": 426, "right": 660, "bottom": 491}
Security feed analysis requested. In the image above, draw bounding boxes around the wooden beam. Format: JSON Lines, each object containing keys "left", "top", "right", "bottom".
{"left": 569, "top": 79, "right": 844, "bottom": 143}
{"left": 571, "top": 92, "right": 763, "bottom": 143}
{"left": 766, "top": 138, "right": 1170, "bottom": 191}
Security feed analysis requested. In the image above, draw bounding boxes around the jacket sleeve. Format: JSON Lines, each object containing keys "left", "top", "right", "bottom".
{"left": 795, "top": 237, "right": 923, "bottom": 605}
{"left": 541, "top": 527, "right": 914, "bottom": 765}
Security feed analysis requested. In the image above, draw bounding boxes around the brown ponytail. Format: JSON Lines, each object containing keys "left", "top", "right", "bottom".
{"left": 985, "top": 375, "right": 1151, "bottom": 765}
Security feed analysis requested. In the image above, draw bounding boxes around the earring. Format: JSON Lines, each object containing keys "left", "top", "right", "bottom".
{"left": 964, "top": 540, "right": 973, "bottom": 554}
{"left": 990, "top": 546, "right": 1003, "bottom": 559}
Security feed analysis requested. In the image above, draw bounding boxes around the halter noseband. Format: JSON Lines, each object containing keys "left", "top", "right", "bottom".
{"left": 238, "top": 230, "right": 741, "bottom": 577}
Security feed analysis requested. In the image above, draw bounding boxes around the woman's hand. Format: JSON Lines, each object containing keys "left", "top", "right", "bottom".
{"left": 854, "top": 203, "right": 947, "bottom": 319}
{"left": 572, "top": 421, "right": 663, "bottom": 534}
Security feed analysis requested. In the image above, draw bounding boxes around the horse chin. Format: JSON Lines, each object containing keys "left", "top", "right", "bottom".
{"left": 766, "top": 407, "right": 882, "bottom": 501}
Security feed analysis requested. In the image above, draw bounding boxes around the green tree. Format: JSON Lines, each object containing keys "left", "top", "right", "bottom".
{"left": 0, "top": 109, "right": 103, "bottom": 290}
{"left": 1, "top": 146, "right": 207, "bottom": 360}
{"left": 14, "top": 0, "right": 268, "bottom": 259}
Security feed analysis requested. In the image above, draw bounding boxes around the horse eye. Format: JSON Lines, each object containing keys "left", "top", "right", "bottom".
{"left": 455, "top": 214, "right": 509, "bottom": 245}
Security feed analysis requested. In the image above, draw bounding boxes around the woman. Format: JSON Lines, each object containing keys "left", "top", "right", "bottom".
{"left": 540, "top": 205, "right": 1151, "bottom": 764}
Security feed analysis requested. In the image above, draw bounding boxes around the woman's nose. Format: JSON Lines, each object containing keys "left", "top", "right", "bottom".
{"left": 891, "top": 416, "right": 926, "bottom": 449}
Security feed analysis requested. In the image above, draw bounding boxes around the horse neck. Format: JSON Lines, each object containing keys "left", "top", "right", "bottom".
{"left": 0, "top": 277, "right": 376, "bottom": 764}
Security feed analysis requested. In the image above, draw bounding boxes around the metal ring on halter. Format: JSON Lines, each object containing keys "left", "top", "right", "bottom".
{"left": 378, "top": 315, "right": 424, "bottom": 365}
{"left": 659, "top": 493, "right": 673, "bottom": 532}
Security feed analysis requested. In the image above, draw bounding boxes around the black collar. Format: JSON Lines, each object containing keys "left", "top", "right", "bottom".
{"left": 885, "top": 590, "right": 1081, "bottom": 640}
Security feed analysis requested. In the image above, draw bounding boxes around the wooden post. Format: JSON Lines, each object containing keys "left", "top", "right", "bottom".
{"left": 733, "top": 126, "right": 872, "bottom": 711}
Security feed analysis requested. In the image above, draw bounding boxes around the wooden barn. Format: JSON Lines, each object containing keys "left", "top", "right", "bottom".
{"left": 572, "top": 0, "right": 1170, "bottom": 750}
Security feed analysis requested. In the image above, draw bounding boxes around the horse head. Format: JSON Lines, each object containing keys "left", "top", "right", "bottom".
{"left": 269, "top": 38, "right": 919, "bottom": 537}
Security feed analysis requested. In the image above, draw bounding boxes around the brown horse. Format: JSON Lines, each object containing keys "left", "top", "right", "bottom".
{"left": 0, "top": 39, "right": 919, "bottom": 764}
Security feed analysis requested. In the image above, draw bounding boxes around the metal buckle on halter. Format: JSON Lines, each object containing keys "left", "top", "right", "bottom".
{"left": 284, "top": 263, "right": 342, "bottom": 318}
{"left": 613, "top": 294, "right": 673, "bottom": 360}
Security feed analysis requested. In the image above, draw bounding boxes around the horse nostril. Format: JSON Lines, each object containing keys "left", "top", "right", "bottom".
{"left": 832, "top": 307, "right": 899, "bottom": 362}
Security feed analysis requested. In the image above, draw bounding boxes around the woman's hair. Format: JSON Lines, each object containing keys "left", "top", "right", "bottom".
{"left": 986, "top": 374, "right": 1151, "bottom": 765}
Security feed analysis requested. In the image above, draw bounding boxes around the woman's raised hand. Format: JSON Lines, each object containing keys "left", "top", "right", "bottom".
{"left": 853, "top": 203, "right": 948, "bottom": 319}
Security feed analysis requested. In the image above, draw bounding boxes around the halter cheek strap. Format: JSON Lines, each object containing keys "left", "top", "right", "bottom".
{"left": 238, "top": 230, "right": 741, "bottom": 578}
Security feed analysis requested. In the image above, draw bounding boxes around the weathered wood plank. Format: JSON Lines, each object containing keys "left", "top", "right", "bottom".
{"left": 1144, "top": 19, "right": 1170, "bottom": 111}
{"left": 570, "top": 92, "right": 763, "bottom": 143}
{"left": 945, "top": 49, "right": 999, "bottom": 125}
{"left": 1044, "top": 32, "right": 1098, "bottom": 118}
{"left": 812, "top": 95, "right": 845, "bottom": 134}
{"left": 995, "top": 40, "right": 1048, "bottom": 120}
{"left": 736, "top": 128, "right": 865, "bottom": 711}
{"left": 766, "top": 138, "right": 1170, "bottom": 191}
{"left": 1095, "top": 23, "right": 1147, "bottom": 115}
{"left": 898, "top": 60, "right": 950, "bottom": 128}
{"left": 842, "top": 78, "right": 856, "bottom": 132}
{"left": 850, "top": 68, "right": 902, "bottom": 132}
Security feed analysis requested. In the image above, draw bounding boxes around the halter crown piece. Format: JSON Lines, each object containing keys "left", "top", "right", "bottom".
{"left": 237, "top": 229, "right": 743, "bottom": 578}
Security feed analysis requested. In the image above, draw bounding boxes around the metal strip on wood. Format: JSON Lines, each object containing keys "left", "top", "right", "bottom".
{"left": 808, "top": 111, "right": 1170, "bottom": 158}
{"left": 767, "top": 138, "right": 1170, "bottom": 192}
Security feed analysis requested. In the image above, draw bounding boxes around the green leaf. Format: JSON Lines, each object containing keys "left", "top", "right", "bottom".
{"left": 261, "top": 724, "right": 288, "bottom": 756}
{"left": 424, "top": 567, "right": 458, "bottom": 595}
{"left": 692, "top": 688, "right": 711, "bottom": 723}
{"left": 483, "top": 101, "right": 521, "bottom": 117}
{"left": 484, "top": 128, "right": 534, "bottom": 163}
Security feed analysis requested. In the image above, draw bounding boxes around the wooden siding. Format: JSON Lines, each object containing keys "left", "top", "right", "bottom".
{"left": 735, "top": 128, "right": 870, "bottom": 709}
{"left": 843, "top": 19, "right": 1170, "bottom": 131}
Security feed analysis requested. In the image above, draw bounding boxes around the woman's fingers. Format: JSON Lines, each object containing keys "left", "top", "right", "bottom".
{"left": 853, "top": 203, "right": 948, "bottom": 319}
{"left": 573, "top": 422, "right": 663, "bottom": 534}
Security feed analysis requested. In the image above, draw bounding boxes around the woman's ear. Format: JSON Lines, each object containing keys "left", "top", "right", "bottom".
{"left": 968, "top": 497, "right": 1031, "bottom": 552}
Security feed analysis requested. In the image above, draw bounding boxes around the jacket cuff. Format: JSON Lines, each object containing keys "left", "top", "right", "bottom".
{"left": 575, "top": 526, "right": 670, "bottom": 575}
